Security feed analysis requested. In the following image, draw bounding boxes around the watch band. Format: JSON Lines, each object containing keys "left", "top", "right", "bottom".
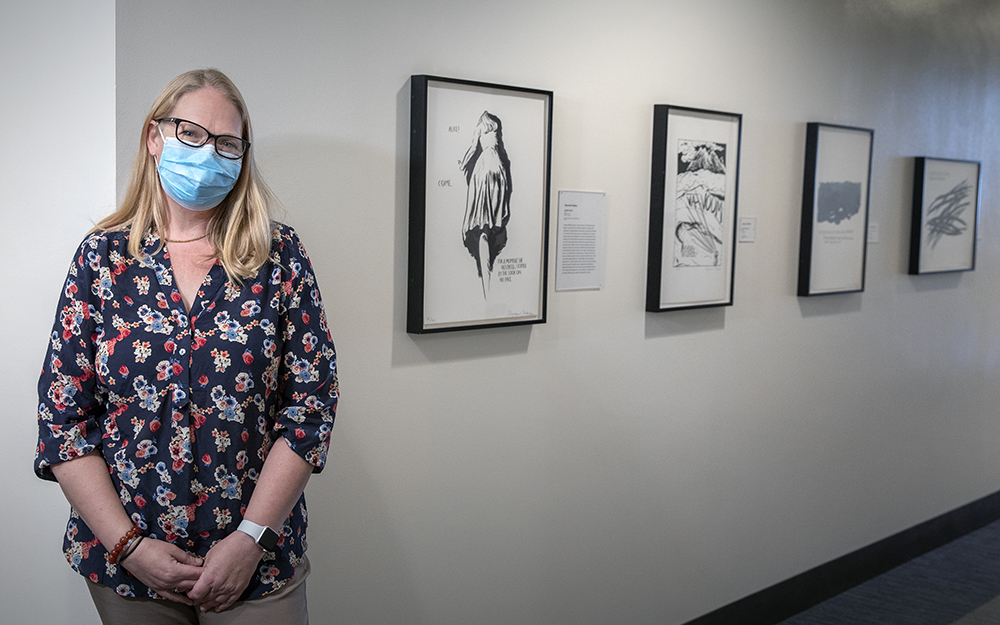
{"left": 237, "top": 519, "right": 279, "bottom": 552}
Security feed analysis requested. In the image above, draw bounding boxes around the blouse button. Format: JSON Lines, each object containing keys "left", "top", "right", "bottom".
{"left": 179, "top": 348, "right": 186, "bottom": 355}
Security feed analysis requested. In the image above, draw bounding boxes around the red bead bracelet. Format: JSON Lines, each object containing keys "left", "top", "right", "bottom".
{"left": 107, "top": 524, "right": 141, "bottom": 565}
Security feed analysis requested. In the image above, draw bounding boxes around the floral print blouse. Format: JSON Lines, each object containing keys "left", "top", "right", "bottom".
{"left": 34, "top": 223, "right": 338, "bottom": 600}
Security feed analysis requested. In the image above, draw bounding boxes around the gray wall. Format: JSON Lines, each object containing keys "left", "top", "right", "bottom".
{"left": 7, "top": 1, "right": 1000, "bottom": 623}
{"left": 2, "top": 0, "right": 116, "bottom": 621}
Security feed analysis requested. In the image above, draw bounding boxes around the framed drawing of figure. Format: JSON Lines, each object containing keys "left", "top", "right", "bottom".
{"left": 408, "top": 75, "right": 553, "bottom": 333}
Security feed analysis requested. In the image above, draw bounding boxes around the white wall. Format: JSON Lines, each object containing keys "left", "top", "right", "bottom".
{"left": 0, "top": 1, "right": 116, "bottom": 623}
{"left": 8, "top": 1, "right": 1000, "bottom": 623}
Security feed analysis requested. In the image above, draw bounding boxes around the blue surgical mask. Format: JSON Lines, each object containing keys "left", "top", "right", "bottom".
{"left": 156, "top": 130, "right": 242, "bottom": 211}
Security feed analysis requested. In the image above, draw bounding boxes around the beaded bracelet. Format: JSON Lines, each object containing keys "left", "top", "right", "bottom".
{"left": 118, "top": 534, "right": 145, "bottom": 566}
{"left": 107, "top": 525, "right": 141, "bottom": 565}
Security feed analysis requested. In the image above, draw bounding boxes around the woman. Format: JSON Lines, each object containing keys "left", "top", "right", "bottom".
{"left": 34, "top": 69, "right": 337, "bottom": 623}
{"left": 459, "top": 110, "right": 511, "bottom": 299}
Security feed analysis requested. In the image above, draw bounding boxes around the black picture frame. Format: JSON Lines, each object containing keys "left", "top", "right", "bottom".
{"left": 909, "top": 157, "right": 981, "bottom": 275}
{"left": 797, "top": 123, "right": 874, "bottom": 296}
{"left": 646, "top": 105, "right": 742, "bottom": 312}
{"left": 408, "top": 75, "right": 553, "bottom": 333}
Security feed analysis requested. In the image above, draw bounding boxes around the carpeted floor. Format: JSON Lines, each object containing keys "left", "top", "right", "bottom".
{"left": 776, "top": 519, "right": 1000, "bottom": 625}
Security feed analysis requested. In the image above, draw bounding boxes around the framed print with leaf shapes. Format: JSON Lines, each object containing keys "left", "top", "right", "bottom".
{"left": 646, "top": 105, "right": 742, "bottom": 312}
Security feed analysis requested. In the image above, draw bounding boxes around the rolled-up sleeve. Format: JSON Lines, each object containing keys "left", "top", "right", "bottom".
{"left": 273, "top": 229, "right": 338, "bottom": 472}
{"left": 35, "top": 236, "right": 108, "bottom": 481}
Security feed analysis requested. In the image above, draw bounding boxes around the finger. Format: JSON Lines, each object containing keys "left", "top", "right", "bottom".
{"left": 215, "top": 601, "right": 236, "bottom": 613}
{"left": 194, "top": 586, "right": 227, "bottom": 608}
{"left": 170, "top": 578, "right": 198, "bottom": 593}
{"left": 172, "top": 563, "right": 206, "bottom": 581}
{"left": 164, "top": 545, "right": 205, "bottom": 567}
{"left": 198, "top": 598, "right": 223, "bottom": 613}
{"left": 185, "top": 582, "right": 210, "bottom": 603}
{"left": 195, "top": 587, "right": 235, "bottom": 611}
{"left": 179, "top": 552, "right": 204, "bottom": 567}
{"left": 168, "top": 569, "right": 204, "bottom": 595}
{"left": 205, "top": 595, "right": 238, "bottom": 613}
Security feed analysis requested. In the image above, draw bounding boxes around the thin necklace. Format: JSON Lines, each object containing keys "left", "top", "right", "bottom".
{"left": 163, "top": 233, "right": 208, "bottom": 243}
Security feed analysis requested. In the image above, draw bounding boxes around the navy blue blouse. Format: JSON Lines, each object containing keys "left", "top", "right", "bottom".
{"left": 35, "top": 223, "right": 338, "bottom": 600}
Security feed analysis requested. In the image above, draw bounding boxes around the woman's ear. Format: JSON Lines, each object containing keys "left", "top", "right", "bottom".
{"left": 146, "top": 120, "right": 163, "bottom": 160}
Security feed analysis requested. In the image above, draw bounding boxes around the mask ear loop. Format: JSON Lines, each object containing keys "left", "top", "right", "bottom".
{"left": 152, "top": 121, "right": 164, "bottom": 166}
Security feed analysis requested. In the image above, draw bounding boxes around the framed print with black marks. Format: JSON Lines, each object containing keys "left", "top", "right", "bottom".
{"left": 408, "top": 75, "right": 553, "bottom": 333}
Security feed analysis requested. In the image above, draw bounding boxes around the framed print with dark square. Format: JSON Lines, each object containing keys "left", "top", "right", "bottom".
{"left": 646, "top": 105, "right": 742, "bottom": 312}
{"left": 909, "top": 157, "right": 980, "bottom": 275}
{"left": 797, "top": 123, "right": 874, "bottom": 296}
{"left": 408, "top": 75, "right": 553, "bottom": 333}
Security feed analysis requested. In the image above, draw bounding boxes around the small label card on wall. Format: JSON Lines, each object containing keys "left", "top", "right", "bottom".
{"left": 738, "top": 216, "right": 757, "bottom": 243}
{"left": 555, "top": 191, "right": 607, "bottom": 291}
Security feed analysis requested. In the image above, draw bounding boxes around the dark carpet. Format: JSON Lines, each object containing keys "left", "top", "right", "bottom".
{"left": 776, "top": 518, "right": 1000, "bottom": 624}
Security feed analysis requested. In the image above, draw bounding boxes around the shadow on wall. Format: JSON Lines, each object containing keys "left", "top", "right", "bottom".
{"left": 797, "top": 292, "right": 863, "bottom": 319}
{"left": 907, "top": 272, "right": 964, "bottom": 293}
{"left": 304, "top": 425, "right": 423, "bottom": 623}
{"left": 258, "top": 130, "right": 396, "bottom": 355}
{"left": 257, "top": 125, "right": 430, "bottom": 623}
{"left": 644, "top": 307, "right": 726, "bottom": 339}
{"left": 254, "top": 134, "right": 364, "bottom": 244}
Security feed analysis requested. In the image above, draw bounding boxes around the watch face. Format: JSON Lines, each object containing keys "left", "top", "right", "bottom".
{"left": 259, "top": 526, "right": 279, "bottom": 552}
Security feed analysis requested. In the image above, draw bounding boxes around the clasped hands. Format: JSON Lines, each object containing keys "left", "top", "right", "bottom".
{"left": 122, "top": 530, "right": 263, "bottom": 613}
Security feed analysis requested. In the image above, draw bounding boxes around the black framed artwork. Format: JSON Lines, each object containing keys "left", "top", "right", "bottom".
{"left": 646, "top": 105, "right": 742, "bottom": 312}
{"left": 909, "top": 157, "right": 980, "bottom": 275}
{"left": 408, "top": 75, "right": 553, "bottom": 333}
{"left": 797, "top": 123, "right": 874, "bottom": 296}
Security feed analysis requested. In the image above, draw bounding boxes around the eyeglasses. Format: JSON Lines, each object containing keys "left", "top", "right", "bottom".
{"left": 156, "top": 117, "right": 250, "bottom": 160}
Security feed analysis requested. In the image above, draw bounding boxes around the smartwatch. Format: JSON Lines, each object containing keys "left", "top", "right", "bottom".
{"left": 237, "top": 519, "right": 279, "bottom": 552}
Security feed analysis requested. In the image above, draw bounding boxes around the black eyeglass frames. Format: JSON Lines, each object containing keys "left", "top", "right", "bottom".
{"left": 156, "top": 117, "right": 250, "bottom": 160}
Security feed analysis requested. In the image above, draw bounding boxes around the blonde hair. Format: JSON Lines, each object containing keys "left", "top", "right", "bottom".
{"left": 93, "top": 69, "right": 276, "bottom": 282}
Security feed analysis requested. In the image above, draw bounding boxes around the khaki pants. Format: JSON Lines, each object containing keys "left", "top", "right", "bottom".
{"left": 86, "top": 555, "right": 310, "bottom": 625}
